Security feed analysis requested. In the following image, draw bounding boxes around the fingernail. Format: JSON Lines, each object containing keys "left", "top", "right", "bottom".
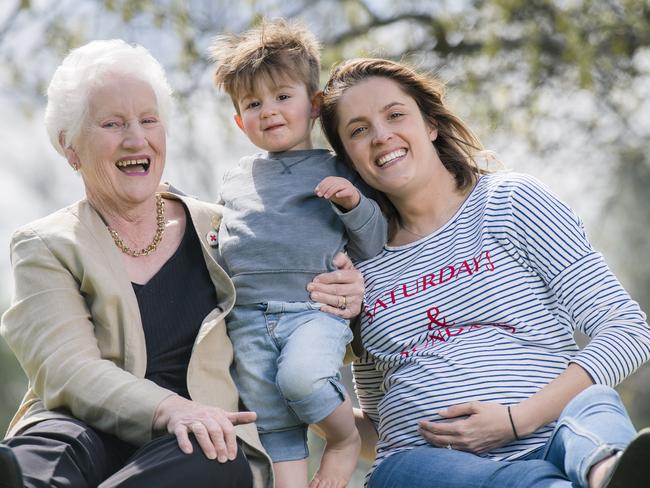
{"left": 218, "top": 455, "right": 227, "bottom": 463}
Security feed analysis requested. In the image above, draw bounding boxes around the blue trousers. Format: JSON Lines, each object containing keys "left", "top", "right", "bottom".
{"left": 369, "top": 385, "right": 636, "bottom": 488}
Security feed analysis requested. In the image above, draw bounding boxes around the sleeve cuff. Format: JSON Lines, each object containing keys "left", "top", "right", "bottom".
{"left": 331, "top": 194, "right": 377, "bottom": 232}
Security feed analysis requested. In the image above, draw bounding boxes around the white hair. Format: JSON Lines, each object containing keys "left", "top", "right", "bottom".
{"left": 45, "top": 39, "right": 174, "bottom": 156}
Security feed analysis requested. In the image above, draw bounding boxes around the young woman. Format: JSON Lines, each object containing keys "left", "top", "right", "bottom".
{"left": 319, "top": 57, "right": 650, "bottom": 488}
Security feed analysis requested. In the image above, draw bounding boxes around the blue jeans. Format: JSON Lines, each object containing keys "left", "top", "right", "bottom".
{"left": 227, "top": 301, "right": 353, "bottom": 462}
{"left": 368, "top": 385, "right": 636, "bottom": 488}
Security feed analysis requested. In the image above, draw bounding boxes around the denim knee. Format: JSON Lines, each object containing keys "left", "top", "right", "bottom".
{"left": 286, "top": 377, "right": 347, "bottom": 424}
{"left": 546, "top": 384, "right": 636, "bottom": 487}
{"left": 276, "top": 364, "right": 329, "bottom": 401}
{"left": 561, "top": 385, "right": 623, "bottom": 417}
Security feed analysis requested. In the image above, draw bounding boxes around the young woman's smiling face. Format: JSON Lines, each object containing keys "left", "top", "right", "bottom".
{"left": 336, "top": 76, "right": 439, "bottom": 197}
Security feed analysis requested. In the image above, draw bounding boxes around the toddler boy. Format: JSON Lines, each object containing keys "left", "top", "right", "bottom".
{"left": 210, "top": 18, "right": 386, "bottom": 488}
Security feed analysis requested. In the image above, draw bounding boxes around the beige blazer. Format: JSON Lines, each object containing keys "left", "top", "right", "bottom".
{"left": 0, "top": 193, "right": 273, "bottom": 487}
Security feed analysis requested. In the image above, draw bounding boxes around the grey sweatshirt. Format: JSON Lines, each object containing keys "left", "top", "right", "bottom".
{"left": 217, "top": 149, "right": 387, "bottom": 305}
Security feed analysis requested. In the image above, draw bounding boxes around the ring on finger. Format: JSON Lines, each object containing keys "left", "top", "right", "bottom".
{"left": 337, "top": 295, "right": 347, "bottom": 310}
{"left": 190, "top": 422, "right": 203, "bottom": 431}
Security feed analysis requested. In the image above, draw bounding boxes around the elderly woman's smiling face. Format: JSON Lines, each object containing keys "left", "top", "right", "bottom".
{"left": 66, "top": 74, "right": 166, "bottom": 211}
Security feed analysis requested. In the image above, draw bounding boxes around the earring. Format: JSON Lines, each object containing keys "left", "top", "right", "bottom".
{"left": 71, "top": 163, "right": 79, "bottom": 172}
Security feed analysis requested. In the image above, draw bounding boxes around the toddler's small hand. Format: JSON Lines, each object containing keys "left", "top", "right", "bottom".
{"left": 315, "top": 176, "right": 361, "bottom": 210}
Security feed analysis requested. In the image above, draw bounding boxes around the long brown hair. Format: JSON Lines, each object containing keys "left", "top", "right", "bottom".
{"left": 320, "top": 58, "right": 485, "bottom": 231}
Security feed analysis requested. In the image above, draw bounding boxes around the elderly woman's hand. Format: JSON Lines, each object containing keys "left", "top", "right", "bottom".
{"left": 308, "top": 252, "right": 365, "bottom": 318}
{"left": 153, "top": 395, "right": 256, "bottom": 462}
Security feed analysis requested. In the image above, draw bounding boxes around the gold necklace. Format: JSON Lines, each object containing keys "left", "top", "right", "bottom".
{"left": 107, "top": 194, "right": 166, "bottom": 257}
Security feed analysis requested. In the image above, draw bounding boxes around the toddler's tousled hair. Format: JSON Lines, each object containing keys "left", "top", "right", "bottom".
{"left": 209, "top": 18, "right": 321, "bottom": 112}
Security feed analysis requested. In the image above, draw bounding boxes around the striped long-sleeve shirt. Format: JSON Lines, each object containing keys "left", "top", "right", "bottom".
{"left": 353, "top": 172, "right": 650, "bottom": 479}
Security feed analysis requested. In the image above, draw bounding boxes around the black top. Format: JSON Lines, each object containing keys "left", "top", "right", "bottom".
{"left": 132, "top": 206, "right": 219, "bottom": 398}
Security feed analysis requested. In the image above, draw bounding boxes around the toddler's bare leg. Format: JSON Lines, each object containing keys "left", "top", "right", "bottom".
{"left": 310, "top": 395, "right": 361, "bottom": 488}
{"left": 274, "top": 458, "right": 309, "bottom": 488}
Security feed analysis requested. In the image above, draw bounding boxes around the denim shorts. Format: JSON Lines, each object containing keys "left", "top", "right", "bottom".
{"left": 226, "top": 301, "right": 353, "bottom": 462}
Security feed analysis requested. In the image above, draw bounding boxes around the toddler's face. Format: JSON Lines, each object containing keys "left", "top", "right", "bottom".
{"left": 234, "top": 75, "right": 318, "bottom": 153}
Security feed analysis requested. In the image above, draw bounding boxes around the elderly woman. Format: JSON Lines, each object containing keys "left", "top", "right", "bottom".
{"left": 319, "top": 58, "right": 650, "bottom": 488}
{"left": 0, "top": 40, "right": 364, "bottom": 488}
